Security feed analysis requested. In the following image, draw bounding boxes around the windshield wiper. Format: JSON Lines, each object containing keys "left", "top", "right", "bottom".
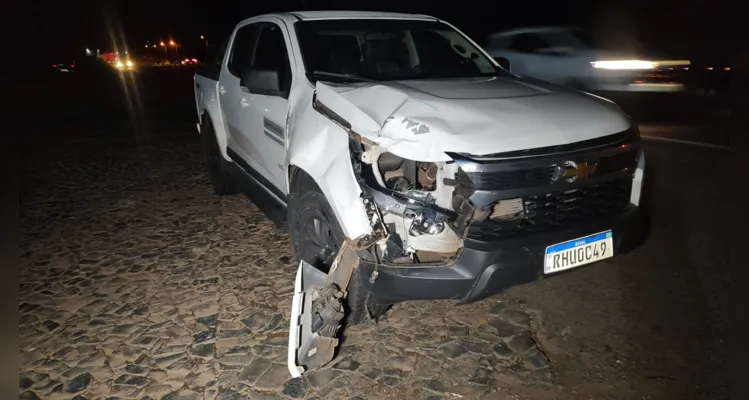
{"left": 312, "top": 71, "right": 373, "bottom": 83}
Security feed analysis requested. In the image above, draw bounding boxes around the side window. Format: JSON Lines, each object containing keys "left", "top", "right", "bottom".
{"left": 509, "top": 33, "right": 549, "bottom": 53}
{"left": 252, "top": 24, "right": 292, "bottom": 92}
{"left": 228, "top": 24, "right": 260, "bottom": 77}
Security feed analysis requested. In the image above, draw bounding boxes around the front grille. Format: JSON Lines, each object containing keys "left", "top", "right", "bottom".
{"left": 467, "top": 179, "right": 632, "bottom": 241}
{"left": 464, "top": 167, "right": 556, "bottom": 191}
{"left": 461, "top": 149, "right": 637, "bottom": 191}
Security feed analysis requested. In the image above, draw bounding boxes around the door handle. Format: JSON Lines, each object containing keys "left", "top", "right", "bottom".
{"left": 240, "top": 97, "right": 249, "bottom": 108}
{"left": 219, "top": 86, "right": 227, "bottom": 95}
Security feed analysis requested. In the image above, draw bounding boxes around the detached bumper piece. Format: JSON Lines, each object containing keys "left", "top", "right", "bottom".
{"left": 288, "top": 241, "right": 361, "bottom": 377}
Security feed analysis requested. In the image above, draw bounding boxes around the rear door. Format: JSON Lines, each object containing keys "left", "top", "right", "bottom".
{"left": 218, "top": 23, "right": 264, "bottom": 169}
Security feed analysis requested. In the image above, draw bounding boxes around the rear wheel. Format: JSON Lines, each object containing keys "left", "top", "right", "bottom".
{"left": 200, "top": 116, "right": 239, "bottom": 195}
{"left": 288, "top": 171, "right": 388, "bottom": 325}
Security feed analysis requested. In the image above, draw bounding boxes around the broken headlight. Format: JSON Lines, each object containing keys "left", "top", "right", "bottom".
{"left": 376, "top": 152, "right": 438, "bottom": 192}
{"left": 359, "top": 156, "right": 471, "bottom": 237}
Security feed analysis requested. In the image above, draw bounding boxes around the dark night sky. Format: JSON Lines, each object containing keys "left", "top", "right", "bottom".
{"left": 20, "top": 0, "right": 743, "bottom": 65}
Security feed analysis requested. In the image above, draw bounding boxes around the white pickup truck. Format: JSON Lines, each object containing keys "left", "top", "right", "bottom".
{"left": 194, "top": 11, "right": 648, "bottom": 376}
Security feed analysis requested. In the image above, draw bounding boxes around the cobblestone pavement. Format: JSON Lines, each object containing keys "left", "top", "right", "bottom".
{"left": 20, "top": 131, "right": 555, "bottom": 400}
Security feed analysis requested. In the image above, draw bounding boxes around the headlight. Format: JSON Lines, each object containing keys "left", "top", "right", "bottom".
{"left": 116, "top": 61, "right": 124, "bottom": 68}
{"left": 590, "top": 60, "right": 657, "bottom": 70}
{"left": 126, "top": 60, "right": 133, "bottom": 67}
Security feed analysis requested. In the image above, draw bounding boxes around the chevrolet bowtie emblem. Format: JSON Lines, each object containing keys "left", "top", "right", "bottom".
{"left": 555, "top": 160, "right": 598, "bottom": 182}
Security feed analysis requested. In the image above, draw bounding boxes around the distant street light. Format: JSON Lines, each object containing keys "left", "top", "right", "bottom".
{"left": 200, "top": 35, "right": 208, "bottom": 55}
{"left": 170, "top": 40, "right": 179, "bottom": 60}
{"left": 160, "top": 41, "right": 167, "bottom": 60}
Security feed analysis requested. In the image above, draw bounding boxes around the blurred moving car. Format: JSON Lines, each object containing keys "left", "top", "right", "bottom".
{"left": 484, "top": 26, "right": 689, "bottom": 92}
{"left": 52, "top": 63, "right": 76, "bottom": 73}
{"left": 181, "top": 58, "right": 200, "bottom": 65}
{"left": 114, "top": 59, "right": 135, "bottom": 71}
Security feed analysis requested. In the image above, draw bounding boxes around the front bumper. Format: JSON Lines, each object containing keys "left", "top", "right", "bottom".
{"left": 361, "top": 204, "right": 648, "bottom": 304}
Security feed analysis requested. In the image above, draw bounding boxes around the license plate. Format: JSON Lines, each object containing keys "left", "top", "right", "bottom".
{"left": 544, "top": 230, "right": 613, "bottom": 274}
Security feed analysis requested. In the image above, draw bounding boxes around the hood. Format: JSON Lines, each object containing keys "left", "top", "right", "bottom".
{"left": 315, "top": 76, "right": 631, "bottom": 162}
{"left": 392, "top": 76, "right": 554, "bottom": 99}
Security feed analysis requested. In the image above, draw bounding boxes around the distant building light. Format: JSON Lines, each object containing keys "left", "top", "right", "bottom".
{"left": 724, "top": 67, "right": 731, "bottom": 71}
{"left": 706, "top": 67, "right": 713, "bottom": 71}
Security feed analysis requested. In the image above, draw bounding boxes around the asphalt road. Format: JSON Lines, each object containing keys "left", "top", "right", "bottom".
{"left": 601, "top": 91, "right": 734, "bottom": 150}
{"left": 20, "top": 67, "right": 734, "bottom": 399}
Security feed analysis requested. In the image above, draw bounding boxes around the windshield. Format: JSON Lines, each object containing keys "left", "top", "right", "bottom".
{"left": 295, "top": 19, "right": 504, "bottom": 82}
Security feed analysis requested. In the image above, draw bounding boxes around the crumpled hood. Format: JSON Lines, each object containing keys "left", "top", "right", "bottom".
{"left": 315, "top": 76, "right": 631, "bottom": 161}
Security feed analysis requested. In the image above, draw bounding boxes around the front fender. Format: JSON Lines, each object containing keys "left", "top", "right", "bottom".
{"left": 286, "top": 92, "right": 371, "bottom": 240}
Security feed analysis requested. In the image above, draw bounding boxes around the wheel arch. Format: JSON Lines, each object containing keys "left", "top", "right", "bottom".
{"left": 286, "top": 159, "right": 371, "bottom": 241}
{"left": 286, "top": 121, "right": 371, "bottom": 241}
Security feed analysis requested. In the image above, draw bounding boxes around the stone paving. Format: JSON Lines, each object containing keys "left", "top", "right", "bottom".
{"left": 20, "top": 132, "right": 554, "bottom": 399}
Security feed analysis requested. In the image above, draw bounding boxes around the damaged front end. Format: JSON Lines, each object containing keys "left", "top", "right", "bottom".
{"left": 288, "top": 79, "right": 644, "bottom": 377}
{"left": 312, "top": 88, "right": 477, "bottom": 266}
{"left": 353, "top": 145, "right": 473, "bottom": 265}
{"left": 288, "top": 84, "right": 479, "bottom": 377}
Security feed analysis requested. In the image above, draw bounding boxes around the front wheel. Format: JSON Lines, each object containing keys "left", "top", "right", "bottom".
{"left": 288, "top": 171, "right": 389, "bottom": 326}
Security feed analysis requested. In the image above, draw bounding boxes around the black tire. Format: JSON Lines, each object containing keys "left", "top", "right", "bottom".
{"left": 200, "top": 116, "right": 239, "bottom": 195}
{"left": 288, "top": 171, "right": 389, "bottom": 326}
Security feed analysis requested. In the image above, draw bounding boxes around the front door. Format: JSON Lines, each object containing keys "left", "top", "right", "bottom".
{"left": 243, "top": 22, "right": 294, "bottom": 192}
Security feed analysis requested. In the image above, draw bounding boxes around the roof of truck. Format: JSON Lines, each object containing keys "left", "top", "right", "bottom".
{"left": 288, "top": 11, "right": 436, "bottom": 21}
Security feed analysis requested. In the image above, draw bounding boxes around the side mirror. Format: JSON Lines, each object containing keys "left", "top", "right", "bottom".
{"left": 240, "top": 68, "right": 286, "bottom": 97}
{"left": 494, "top": 57, "right": 511, "bottom": 71}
